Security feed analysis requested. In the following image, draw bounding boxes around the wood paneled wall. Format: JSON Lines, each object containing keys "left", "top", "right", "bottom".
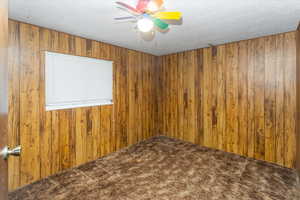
{"left": 8, "top": 20, "right": 158, "bottom": 190}
{"left": 157, "top": 32, "right": 297, "bottom": 169}
{"left": 8, "top": 19, "right": 299, "bottom": 190}
{"left": 297, "top": 25, "right": 300, "bottom": 174}
{"left": 0, "top": 0, "right": 8, "bottom": 199}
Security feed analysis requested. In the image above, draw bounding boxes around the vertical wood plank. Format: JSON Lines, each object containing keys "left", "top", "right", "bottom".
{"left": 264, "top": 35, "right": 276, "bottom": 163}
{"left": 19, "top": 23, "right": 41, "bottom": 186}
{"left": 90, "top": 41, "right": 102, "bottom": 159}
{"left": 39, "top": 28, "right": 52, "bottom": 179}
{"left": 247, "top": 39, "right": 256, "bottom": 158}
{"left": 170, "top": 54, "right": 178, "bottom": 139}
{"left": 74, "top": 37, "right": 88, "bottom": 166}
{"left": 8, "top": 20, "right": 20, "bottom": 190}
{"left": 91, "top": 106, "right": 101, "bottom": 159}
{"left": 225, "top": 43, "right": 239, "bottom": 154}
{"left": 86, "top": 107, "right": 94, "bottom": 162}
{"left": 85, "top": 40, "right": 95, "bottom": 162}
{"left": 101, "top": 105, "right": 112, "bottom": 155}
{"left": 238, "top": 41, "right": 249, "bottom": 157}
{"left": 67, "top": 36, "right": 77, "bottom": 167}
{"left": 210, "top": 47, "right": 218, "bottom": 148}
{"left": 127, "top": 50, "right": 138, "bottom": 145}
{"left": 115, "top": 47, "right": 128, "bottom": 150}
{"left": 51, "top": 111, "right": 60, "bottom": 174}
{"left": 195, "top": 49, "right": 204, "bottom": 146}
{"left": 59, "top": 110, "right": 71, "bottom": 170}
{"left": 296, "top": 26, "right": 300, "bottom": 173}
{"left": 110, "top": 45, "right": 117, "bottom": 152}
{"left": 254, "top": 37, "right": 265, "bottom": 160}
{"left": 284, "top": 32, "right": 296, "bottom": 168}
{"left": 136, "top": 52, "right": 143, "bottom": 142}
{"left": 163, "top": 56, "right": 170, "bottom": 137}
{"left": 216, "top": 45, "right": 226, "bottom": 151}
{"left": 75, "top": 107, "right": 87, "bottom": 165}
{"left": 48, "top": 30, "right": 60, "bottom": 175}
{"left": 203, "top": 48, "right": 213, "bottom": 147}
{"left": 275, "top": 34, "right": 285, "bottom": 166}
{"left": 183, "top": 51, "right": 197, "bottom": 143}
{"left": 141, "top": 53, "right": 147, "bottom": 140}
{"left": 69, "top": 110, "right": 76, "bottom": 167}
{"left": 177, "top": 53, "right": 184, "bottom": 140}
{"left": 155, "top": 57, "right": 162, "bottom": 135}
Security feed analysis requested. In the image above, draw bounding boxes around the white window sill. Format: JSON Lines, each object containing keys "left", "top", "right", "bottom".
{"left": 46, "top": 100, "right": 113, "bottom": 111}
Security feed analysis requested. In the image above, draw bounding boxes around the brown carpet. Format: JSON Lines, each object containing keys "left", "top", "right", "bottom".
{"left": 9, "top": 136, "right": 300, "bottom": 200}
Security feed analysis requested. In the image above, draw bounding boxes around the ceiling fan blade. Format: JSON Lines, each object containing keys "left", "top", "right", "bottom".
{"left": 153, "top": 0, "right": 164, "bottom": 8}
{"left": 116, "top": 2, "right": 141, "bottom": 14}
{"left": 117, "top": 6, "right": 140, "bottom": 17}
{"left": 152, "top": 17, "right": 169, "bottom": 30}
{"left": 114, "top": 16, "right": 137, "bottom": 20}
{"left": 136, "top": 0, "right": 150, "bottom": 12}
{"left": 154, "top": 12, "right": 182, "bottom": 20}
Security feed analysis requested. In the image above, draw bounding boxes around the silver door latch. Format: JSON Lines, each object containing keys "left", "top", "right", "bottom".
{"left": 0, "top": 146, "right": 21, "bottom": 160}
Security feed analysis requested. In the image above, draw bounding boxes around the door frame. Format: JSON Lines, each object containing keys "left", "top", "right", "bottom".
{"left": 0, "top": 0, "right": 8, "bottom": 199}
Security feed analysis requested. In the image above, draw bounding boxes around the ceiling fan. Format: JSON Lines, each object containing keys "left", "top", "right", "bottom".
{"left": 115, "top": 0, "right": 182, "bottom": 33}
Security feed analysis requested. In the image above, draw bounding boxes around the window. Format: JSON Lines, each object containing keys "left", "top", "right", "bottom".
{"left": 45, "top": 51, "right": 113, "bottom": 111}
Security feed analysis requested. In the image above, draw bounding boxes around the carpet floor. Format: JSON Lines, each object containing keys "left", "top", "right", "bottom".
{"left": 9, "top": 136, "right": 300, "bottom": 200}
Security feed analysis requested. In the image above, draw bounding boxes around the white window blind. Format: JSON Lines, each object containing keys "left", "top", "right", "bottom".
{"left": 45, "top": 51, "right": 113, "bottom": 111}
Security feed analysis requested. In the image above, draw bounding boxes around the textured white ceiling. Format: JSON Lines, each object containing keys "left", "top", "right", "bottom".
{"left": 9, "top": 0, "right": 300, "bottom": 56}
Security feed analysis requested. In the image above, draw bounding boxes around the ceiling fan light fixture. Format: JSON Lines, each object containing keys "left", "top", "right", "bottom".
{"left": 137, "top": 18, "right": 154, "bottom": 32}
{"left": 115, "top": 0, "right": 182, "bottom": 34}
